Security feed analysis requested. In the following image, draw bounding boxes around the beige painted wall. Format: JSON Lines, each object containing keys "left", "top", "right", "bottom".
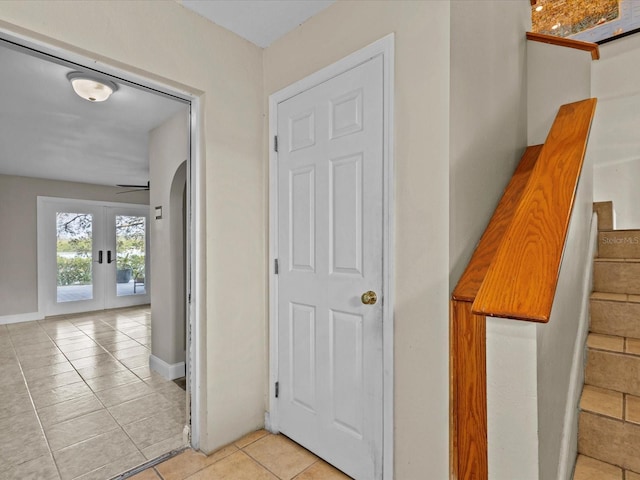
{"left": 0, "top": 0, "right": 264, "bottom": 452}
{"left": 263, "top": 1, "right": 451, "bottom": 477}
{"left": 149, "top": 109, "right": 189, "bottom": 368}
{"left": 449, "top": 1, "right": 531, "bottom": 291}
{"left": 0, "top": 174, "right": 148, "bottom": 317}
{"left": 592, "top": 33, "right": 640, "bottom": 229}
{"left": 527, "top": 41, "right": 592, "bottom": 145}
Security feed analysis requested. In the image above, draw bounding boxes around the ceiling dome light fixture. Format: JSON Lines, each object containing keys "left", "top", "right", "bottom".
{"left": 67, "top": 72, "right": 118, "bottom": 102}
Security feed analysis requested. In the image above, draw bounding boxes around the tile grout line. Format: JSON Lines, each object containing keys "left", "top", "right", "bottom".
{"left": 9, "top": 320, "right": 64, "bottom": 480}
{"left": 89, "top": 308, "right": 189, "bottom": 476}
{"left": 64, "top": 310, "right": 157, "bottom": 478}
{"left": 20, "top": 306, "right": 181, "bottom": 480}
{"left": 40, "top": 312, "right": 125, "bottom": 480}
{"left": 240, "top": 436, "right": 318, "bottom": 480}
{"left": 38, "top": 307, "right": 169, "bottom": 479}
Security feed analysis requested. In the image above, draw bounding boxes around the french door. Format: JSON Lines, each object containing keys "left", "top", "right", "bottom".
{"left": 38, "top": 197, "right": 150, "bottom": 316}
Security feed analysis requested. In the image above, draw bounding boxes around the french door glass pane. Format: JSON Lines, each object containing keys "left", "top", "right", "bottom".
{"left": 116, "top": 215, "right": 146, "bottom": 297}
{"left": 56, "top": 212, "right": 93, "bottom": 303}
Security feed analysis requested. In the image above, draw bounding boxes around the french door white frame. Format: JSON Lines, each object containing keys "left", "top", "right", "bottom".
{"left": 37, "top": 197, "right": 151, "bottom": 316}
{"left": 0, "top": 28, "right": 203, "bottom": 450}
{"left": 268, "top": 34, "right": 395, "bottom": 479}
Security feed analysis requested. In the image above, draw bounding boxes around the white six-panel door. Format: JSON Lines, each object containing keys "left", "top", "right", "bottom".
{"left": 276, "top": 55, "right": 384, "bottom": 479}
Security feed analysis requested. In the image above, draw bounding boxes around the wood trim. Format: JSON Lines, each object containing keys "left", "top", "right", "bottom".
{"left": 473, "top": 98, "right": 597, "bottom": 322}
{"left": 452, "top": 145, "right": 542, "bottom": 303}
{"left": 450, "top": 300, "right": 487, "bottom": 480}
{"left": 526, "top": 32, "right": 600, "bottom": 60}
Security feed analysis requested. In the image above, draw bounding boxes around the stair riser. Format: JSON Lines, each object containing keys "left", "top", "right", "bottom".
{"left": 594, "top": 201, "right": 614, "bottom": 231}
{"left": 585, "top": 349, "right": 640, "bottom": 396}
{"left": 579, "top": 411, "right": 640, "bottom": 472}
{"left": 590, "top": 300, "right": 640, "bottom": 340}
{"left": 594, "top": 262, "right": 640, "bottom": 295}
{"left": 599, "top": 231, "right": 640, "bottom": 258}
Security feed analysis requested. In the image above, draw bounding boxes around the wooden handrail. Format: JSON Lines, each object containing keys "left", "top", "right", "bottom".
{"left": 450, "top": 147, "right": 541, "bottom": 480}
{"left": 527, "top": 32, "right": 600, "bottom": 60}
{"left": 473, "top": 98, "right": 597, "bottom": 322}
{"left": 450, "top": 98, "right": 597, "bottom": 479}
{"left": 452, "top": 145, "right": 542, "bottom": 303}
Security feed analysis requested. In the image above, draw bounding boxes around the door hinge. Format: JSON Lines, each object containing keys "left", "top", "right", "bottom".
{"left": 275, "top": 381, "right": 279, "bottom": 398}
{"left": 274, "top": 259, "right": 279, "bottom": 275}
{"left": 188, "top": 293, "right": 192, "bottom": 303}
{"left": 274, "top": 135, "right": 278, "bottom": 153}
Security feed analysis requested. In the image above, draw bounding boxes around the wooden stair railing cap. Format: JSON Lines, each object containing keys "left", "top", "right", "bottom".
{"left": 452, "top": 145, "right": 542, "bottom": 303}
{"left": 527, "top": 32, "right": 600, "bottom": 60}
{"left": 472, "top": 98, "right": 597, "bottom": 322}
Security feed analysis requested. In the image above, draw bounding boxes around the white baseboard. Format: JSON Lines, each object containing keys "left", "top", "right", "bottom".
{"left": 0, "top": 311, "right": 44, "bottom": 325}
{"left": 149, "top": 354, "right": 186, "bottom": 381}
{"left": 557, "top": 212, "right": 599, "bottom": 480}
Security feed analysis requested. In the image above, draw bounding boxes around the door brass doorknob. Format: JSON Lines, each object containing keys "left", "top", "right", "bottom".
{"left": 361, "top": 291, "right": 377, "bottom": 305}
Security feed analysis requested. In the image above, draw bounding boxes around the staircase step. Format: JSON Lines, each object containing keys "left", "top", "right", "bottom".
{"left": 594, "top": 201, "right": 614, "bottom": 231}
{"left": 579, "top": 411, "right": 640, "bottom": 473}
{"left": 585, "top": 349, "right": 640, "bottom": 396}
{"left": 573, "top": 454, "right": 622, "bottom": 480}
{"left": 580, "top": 385, "right": 640, "bottom": 426}
{"left": 599, "top": 230, "right": 640, "bottom": 258}
{"left": 593, "top": 259, "right": 640, "bottom": 295}
{"left": 587, "top": 333, "right": 625, "bottom": 353}
{"left": 590, "top": 295, "right": 640, "bottom": 339}
{"left": 580, "top": 385, "right": 623, "bottom": 420}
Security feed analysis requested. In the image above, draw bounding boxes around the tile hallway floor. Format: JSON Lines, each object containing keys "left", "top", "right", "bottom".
{"left": 129, "top": 430, "right": 352, "bottom": 480}
{"left": 0, "top": 305, "right": 186, "bottom": 480}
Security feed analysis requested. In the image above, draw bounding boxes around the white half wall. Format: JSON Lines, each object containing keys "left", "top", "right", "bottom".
{"left": 486, "top": 317, "right": 539, "bottom": 480}
{"left": 536, "top": 154, "right": 594, "bottom": 480}
{"left": 555, "top": 213, "right": 599, "bottom": 480}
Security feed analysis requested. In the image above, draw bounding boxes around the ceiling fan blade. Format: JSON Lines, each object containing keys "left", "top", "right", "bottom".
{"left": 116, "top": 181, "right": 150, "bottom": 189}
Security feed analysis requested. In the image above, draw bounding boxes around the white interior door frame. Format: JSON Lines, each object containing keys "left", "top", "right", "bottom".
{"left": 268, "top": 34, "right": 395, "bottom": 479}
{"left": 0, "top": 27, "right": 204, "bottom": 450}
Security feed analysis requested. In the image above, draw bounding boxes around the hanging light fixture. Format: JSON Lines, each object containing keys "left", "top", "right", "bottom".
{"left": 67, "top": 72, "right": 118, "bottom": 102}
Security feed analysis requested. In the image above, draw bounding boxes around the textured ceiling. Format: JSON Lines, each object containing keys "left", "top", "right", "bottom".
{"left": 0, "top": 41, "right": 188, "bottom": 187}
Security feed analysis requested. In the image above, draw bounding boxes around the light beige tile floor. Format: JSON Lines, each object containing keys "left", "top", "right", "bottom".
{"left": 0, "top": 305, "right": 186, "bottom": 480}
{"left": 131, "top": 430, "right": 352, "bottom": 480}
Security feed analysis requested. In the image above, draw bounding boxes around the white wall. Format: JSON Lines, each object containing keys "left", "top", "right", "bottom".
{"left": 525, "top": 36, "right": 596, "bottom": 480}
{"left": 527, "top": 42, "right": 592, "bottom": 145}
{"left": 0, "top": 174, "right": 148, "bottom": 317}
{"left": 591, "top": 34, "right": 640, "bottom": 229}
{"left": 484, "top": 166, "right": 595, "bottom": 480}
{"left": 449, "top": 1, "right": 530, "bottom": 290}
{"left": 0, "top": 0, "right": 264, "bottom": 453}
{"left": 536, "top": 157, "right": 595, "bottom": 480}
{"left": 263, "top": 2, "right": 451, "bottom": 477}
{"left": 486, "top": 317, "right": 539, "bottom": 480}
{"left": 149, "top": 108, "right": 189, "bottom": 373}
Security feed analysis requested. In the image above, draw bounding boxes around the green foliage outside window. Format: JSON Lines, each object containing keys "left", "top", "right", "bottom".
{"left": 57, "top": 256, "right": 92, "bottom": 286}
